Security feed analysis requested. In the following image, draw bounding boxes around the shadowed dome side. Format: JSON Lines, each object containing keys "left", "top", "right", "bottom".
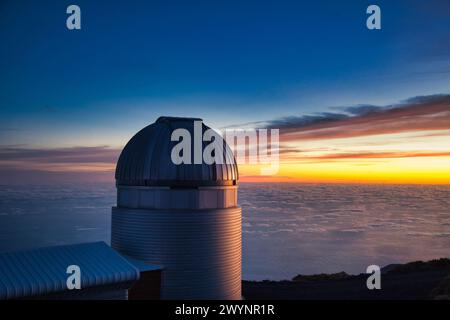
{"left": 115, "top": 117, "right": 238, "bottom": 187}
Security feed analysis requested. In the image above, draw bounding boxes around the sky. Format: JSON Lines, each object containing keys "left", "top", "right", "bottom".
{"left": 1, "top": 0, "right": 450, "bottom": 184}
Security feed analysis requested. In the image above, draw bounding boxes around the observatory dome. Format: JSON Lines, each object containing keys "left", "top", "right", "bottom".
{"left": 115, "top": 117, "right": 238, "bottom": 187}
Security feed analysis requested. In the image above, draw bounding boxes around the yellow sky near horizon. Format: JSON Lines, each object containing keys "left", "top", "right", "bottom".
{"left": 239, "top": 129, "right": 450, "bottom": 184}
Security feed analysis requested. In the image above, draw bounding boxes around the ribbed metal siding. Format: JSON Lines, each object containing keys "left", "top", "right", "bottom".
{"left": 115, "top": 117, "right": 238, "bottom": 187}
{"left": 111, "top": 207, "right": 242, "bottom": 300}
{"left": 0, "top": 242, "right": 139, "bottom": 300}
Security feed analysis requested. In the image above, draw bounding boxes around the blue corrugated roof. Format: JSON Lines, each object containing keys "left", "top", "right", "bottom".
{"left": 0, "top": 242, "right": 140, "bottom": 300}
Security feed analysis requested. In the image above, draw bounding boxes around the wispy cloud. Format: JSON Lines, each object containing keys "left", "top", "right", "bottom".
{"left": 284, "top": 151, "right": 450, "bottom": 162}
{"left": 247, "top": 94, "right": 450, "bottom": 141}
{"left": 0, "top": 127, "right": 21, "bottom": 132}
{"left": 0, "top": 146, "right": 120, "bottom": 171}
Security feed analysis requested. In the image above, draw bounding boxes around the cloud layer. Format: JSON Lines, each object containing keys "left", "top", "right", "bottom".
{"left": 0, "top": 146, "right": 120, "bottom": 171}
{"left": 258, "top": 94, "right": 450, "bottom": 141}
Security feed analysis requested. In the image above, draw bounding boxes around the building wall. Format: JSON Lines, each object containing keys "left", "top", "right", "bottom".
{"left": 111, "top": 205, "right": 241, "bottom": 300}
{"left": 117, "top": 186, "right": 238, "bottom": 209}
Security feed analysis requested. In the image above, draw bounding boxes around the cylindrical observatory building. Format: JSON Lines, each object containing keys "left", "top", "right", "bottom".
{"left": 111, "top": 117, "right": 241, "bottom": 299}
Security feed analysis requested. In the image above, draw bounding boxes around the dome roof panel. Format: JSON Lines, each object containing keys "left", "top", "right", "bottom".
{"left": 115, "top": 117, "right": 238, "bottom": 187}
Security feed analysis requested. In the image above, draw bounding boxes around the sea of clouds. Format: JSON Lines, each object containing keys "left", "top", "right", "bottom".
{"left": 0, "top": 183, "right": 449, "bottom": 280}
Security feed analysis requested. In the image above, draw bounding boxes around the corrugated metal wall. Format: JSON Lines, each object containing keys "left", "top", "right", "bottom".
{"left": 111, "top": 206, "right": 241, "bottom": 300}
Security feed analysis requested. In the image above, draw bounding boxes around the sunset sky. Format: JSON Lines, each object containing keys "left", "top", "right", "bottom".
{"left": 1, "top": 0, "right": 450, "bottom": 184}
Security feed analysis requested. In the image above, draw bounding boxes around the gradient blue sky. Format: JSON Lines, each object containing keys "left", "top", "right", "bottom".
{"left": 1, "top": 0, "right": 450, "bottom": 149}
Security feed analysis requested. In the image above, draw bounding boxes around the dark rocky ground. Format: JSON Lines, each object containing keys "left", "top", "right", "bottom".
{"left": 242, "top": 258, "right": 450, "bottom": 300}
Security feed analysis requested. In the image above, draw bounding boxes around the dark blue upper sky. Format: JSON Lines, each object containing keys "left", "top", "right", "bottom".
{"left": 1, "top": 0, "right": 449, "bottom": 147}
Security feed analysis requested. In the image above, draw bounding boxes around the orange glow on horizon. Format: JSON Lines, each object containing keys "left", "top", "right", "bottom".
{"left": 237, "top": 129, "right": 450, "bottom": 185}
